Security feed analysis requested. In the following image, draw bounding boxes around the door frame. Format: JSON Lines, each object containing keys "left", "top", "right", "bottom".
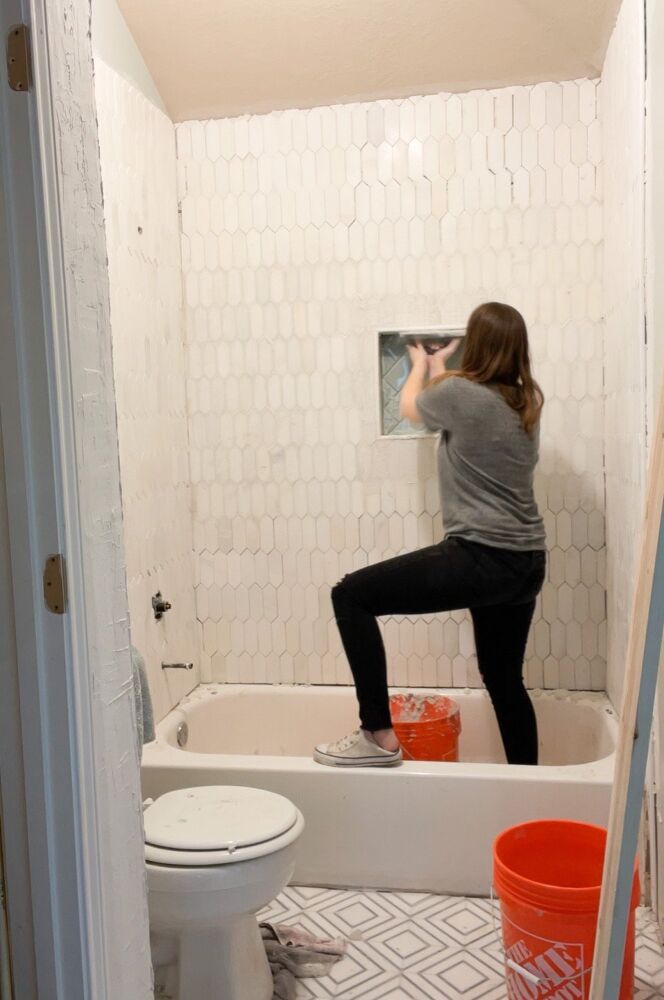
{"left": 0, "top": 1, "right": 152, "bottom": 996}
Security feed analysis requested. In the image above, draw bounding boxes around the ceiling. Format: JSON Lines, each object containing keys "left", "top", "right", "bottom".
{"left": 118, "top": 0, "right": 622, "bottom": 122}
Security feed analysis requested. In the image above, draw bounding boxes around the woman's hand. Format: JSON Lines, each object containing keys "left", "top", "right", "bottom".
{"left": 428, "top": 338, "right": 461, "bottom": 379}
{"left": 407, "top": 342, "right": 428, "bottom": 371}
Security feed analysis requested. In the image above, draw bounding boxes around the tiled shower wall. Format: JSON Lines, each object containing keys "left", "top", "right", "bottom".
{"left": 95, "top": 60, "right": 199, "bottom": 722}
{"left": 177, "top": 79, "right": 607, "bottom": 691}
{"left": 601, "top": 0, "right": 647, "bottom": 708}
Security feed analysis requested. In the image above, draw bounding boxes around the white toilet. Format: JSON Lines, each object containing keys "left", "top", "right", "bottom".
{"left": 144, "top": 785, "right": 305, "bottom": 1000}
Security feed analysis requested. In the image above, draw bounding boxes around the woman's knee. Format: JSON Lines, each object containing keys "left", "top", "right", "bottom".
{"left": 331, "top": 574, "right": 360, "bottom": 614}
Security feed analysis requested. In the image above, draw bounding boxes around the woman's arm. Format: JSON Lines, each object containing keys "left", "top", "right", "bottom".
{"left": 427, "top": 338, "right": 460, "bottom": 379}
{"left": 399, "top": 339, "right": 462, "bottom": 424}
{"left": 399, "top": 344, "right": 428, "bottom": 423}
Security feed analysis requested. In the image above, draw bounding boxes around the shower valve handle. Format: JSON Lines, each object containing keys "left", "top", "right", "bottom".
{"left": 152, "top": 591, "right": 172, "bottom": 620}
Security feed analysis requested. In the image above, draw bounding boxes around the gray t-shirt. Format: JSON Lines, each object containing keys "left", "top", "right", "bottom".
{"left": 416, "top": 376, "right": 545, "bottom": 551}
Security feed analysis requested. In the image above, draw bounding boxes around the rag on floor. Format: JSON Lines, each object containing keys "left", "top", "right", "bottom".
{"left": 260, "top": 921, "right": 346, "bottom": 1000}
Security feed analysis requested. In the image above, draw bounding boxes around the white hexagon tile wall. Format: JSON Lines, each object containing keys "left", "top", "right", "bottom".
{"left": 176, "top": 80, "right": 606, "bottom": 692}
{"left": 96, "top": 60, "right": 200, "bottom": 721}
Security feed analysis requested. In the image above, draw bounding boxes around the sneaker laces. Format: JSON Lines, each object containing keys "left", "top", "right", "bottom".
{"left": 328, "top": 730, "right": 361, "bottom": 752}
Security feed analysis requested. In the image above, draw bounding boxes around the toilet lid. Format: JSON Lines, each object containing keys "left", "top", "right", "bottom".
{"left": 144, "top": 786, "right": 298, "bottom": 852}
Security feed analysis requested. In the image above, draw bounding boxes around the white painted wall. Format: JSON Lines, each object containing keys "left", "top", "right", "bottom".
{"left": 646, "top": 0, "right": 664, "bottom": 429}
{"left": 40, "top": 0, "right": 152, "bottom": 993}
{"left": 177, "top": 81, "right": 607, "bottom": 691}
{"left": 95, "top": 59, "right": 200, "bottom": 723}
{"left": 92, "top": 0, "right": 165, "bottom": 112}
{"left": 601, "top": 0, "right": 647, "bottom": 708}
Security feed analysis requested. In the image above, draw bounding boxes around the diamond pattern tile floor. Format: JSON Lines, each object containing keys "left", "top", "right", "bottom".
{"left": 260, "top": 888, "right": 664, "bottom": 999}
{"left": 154, "top": 886, "right": 664, "bottom": 998}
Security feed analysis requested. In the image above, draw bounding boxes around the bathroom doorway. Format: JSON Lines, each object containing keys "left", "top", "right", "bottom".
{"left": 1, "top": 0, "right": 663, "bottom": 997}
{"left": 0, "top": 1, "right": 152, "bottom": 996}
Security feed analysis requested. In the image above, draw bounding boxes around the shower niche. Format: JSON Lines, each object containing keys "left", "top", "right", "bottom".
{"left": 378, "top": 327, "right": 465, "bottom": 437}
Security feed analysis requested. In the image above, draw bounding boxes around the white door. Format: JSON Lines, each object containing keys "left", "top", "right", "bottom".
{"left": 0, "top": 1, "right": 152, "bottom": 996}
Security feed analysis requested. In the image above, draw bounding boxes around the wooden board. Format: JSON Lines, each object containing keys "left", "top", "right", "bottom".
{"left": 589, "top": 382, "right": 664, "bottom": 999}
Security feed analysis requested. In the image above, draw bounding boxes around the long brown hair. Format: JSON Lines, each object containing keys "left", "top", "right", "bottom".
{"left": 435, "top": 302, "right": 543, "bottom": 434}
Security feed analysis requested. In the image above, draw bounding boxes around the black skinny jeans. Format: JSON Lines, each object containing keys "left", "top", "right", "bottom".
{"left": 331, "top": 537, "right": 547, "bottom": 765}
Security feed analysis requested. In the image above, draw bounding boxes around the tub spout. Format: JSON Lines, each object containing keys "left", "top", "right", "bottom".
{"left": 161, "top": 662, "right": 194, "bottom": 671}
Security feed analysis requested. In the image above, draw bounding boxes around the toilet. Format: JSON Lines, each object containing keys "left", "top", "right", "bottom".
{"left": 144, "top": 785, "right": 305, "bottom": 1000}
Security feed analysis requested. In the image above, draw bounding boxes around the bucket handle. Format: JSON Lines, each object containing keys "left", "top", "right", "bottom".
{"left": 490, "top": 887, "right": 594, "bottom": 988}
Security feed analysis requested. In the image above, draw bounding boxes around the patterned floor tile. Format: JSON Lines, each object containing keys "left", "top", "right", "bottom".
{"left": 154, "top": 886, "right": 664, "bottom": 999}
{"left": 368, "top": 921, "right": 445, "bottom": 970}
{"left": 411, "top": 895, "right": 498, "bottom": 950}
{"left": 315, "top": 890, "right": 406, "bottom": 940}
{"left": 264, "top": 888, "right": 664, "bottom": 999}
{"left": 404, "top": 948, "right": 507, "bottom": 1000}
{"left": 360, "top": 976, "right": 430, "bottom": 999}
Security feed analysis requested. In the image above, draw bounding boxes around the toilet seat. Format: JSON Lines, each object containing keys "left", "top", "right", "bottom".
{"left": 144, "top": 786, "right": 301, "bottom": 867}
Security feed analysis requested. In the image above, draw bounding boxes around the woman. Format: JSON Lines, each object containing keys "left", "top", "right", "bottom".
{"left": 314, "top": 302, "right": 546, "bottom": 768}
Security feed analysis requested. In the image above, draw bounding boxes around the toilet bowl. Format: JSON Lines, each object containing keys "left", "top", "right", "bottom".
{"left": 144, "top": 785, "right": 305, "bottom": 1000}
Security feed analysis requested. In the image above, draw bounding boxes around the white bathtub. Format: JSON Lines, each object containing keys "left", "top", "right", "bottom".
{"left": 142, "top": 684, "right": 617, "bottom": 896}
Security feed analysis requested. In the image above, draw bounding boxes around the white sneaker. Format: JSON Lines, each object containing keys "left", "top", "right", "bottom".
{"left": 313, "top": 730, "right": 403, "bottom": 767}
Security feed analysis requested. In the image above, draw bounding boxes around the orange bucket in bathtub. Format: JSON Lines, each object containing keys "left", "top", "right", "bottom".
{"left": 389, "top": 693, "right": 461, "bottom": 761}
{"left": 493, "top": 820, "right": 639, "bottom": 999}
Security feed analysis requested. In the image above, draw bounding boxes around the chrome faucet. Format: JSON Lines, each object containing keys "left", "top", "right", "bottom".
{"left": 161, "top": 662, "right": 194, "bottom": 671}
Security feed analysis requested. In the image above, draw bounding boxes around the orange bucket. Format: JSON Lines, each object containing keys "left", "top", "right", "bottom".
{"left": 389, "top": 693, "right": 461, "bottom": 761}
{"left": 493, "top": 820, "right": 640, "bottom": 999}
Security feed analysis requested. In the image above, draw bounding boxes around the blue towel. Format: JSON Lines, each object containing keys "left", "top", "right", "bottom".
{"left": 131, "top": 645, "right": 155, "bottom": 748}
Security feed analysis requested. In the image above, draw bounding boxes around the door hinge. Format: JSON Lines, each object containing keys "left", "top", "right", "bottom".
{"left": 43, "top": 554, "right": 67, "bottom": 614}
{"left": 6, "top": 24, "right": 31, "bottom": 93}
